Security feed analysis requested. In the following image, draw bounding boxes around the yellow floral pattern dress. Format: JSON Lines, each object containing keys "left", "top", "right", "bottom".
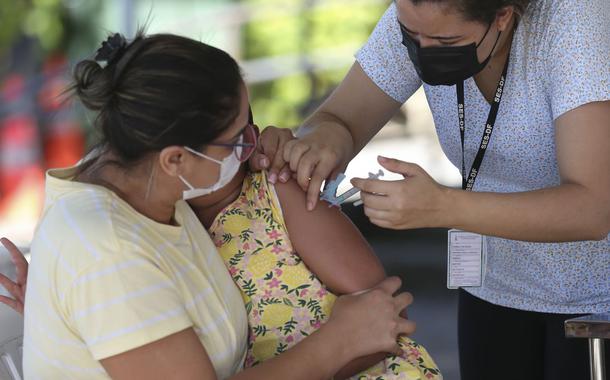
{"left": 209, "top": 171, "right": 442, "bottom": 380}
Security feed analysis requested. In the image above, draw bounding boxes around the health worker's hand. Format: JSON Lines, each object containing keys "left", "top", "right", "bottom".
{"left": 248, "top": 125, "right": 295, "bottom": 185}
{"left": 283, "top": 123, "right": 354, "bottom": 211}
{"left": 351, "top": 156, "right": 449, "bottom": 230}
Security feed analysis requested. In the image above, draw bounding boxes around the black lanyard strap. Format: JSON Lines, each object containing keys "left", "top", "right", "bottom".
{"left": 456, "top": 57, "right": 510, "bottom": 191}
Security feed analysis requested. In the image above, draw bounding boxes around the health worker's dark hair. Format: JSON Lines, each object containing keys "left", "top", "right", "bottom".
{"left": 409, "top": 0, "right": 531, "bottom": 23}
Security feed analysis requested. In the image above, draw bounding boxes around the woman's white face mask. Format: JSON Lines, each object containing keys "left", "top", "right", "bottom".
{"left": 179, "top": 142, "right": 242, "bottom": 200}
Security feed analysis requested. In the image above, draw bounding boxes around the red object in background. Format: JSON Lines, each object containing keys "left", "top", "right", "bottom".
{"left": 0, "top": 115, "right": 43, "bottom": 198}
{"left": 44, "top": 119, "right": 85, "bottom": 168}
{"left": 0, "top": 56, "right": 84, "bottom": 241}
{"left": 0, "top": 74, "right": 43, "bottom": 198}
{"left": 0, "top": 74, "right": 45, "bottom": 228}
{"left": 39, "top": 54, "right": 85, "bottom": 168}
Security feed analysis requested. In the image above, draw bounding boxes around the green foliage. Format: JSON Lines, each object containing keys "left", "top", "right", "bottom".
{"left": 0, "top": 0, "right": 67, "bottom": 53}
{"left": 0, "top": 1, "right": 26, "bottom": 55}
{"left": 0, "top": 0, "right": 101, "bottom": 56}
{"left": 22, "top": 0, "right": 65, "bottom": 51}
{"left": 243, "top": 1, "right": 386, "bottom": 59}
{"left": 242, "top": 0, "right": 389, "bottom": 128}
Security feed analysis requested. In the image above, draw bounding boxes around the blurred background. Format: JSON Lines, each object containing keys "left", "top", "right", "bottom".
{"left": 0, "top": 0, "right": 463, "bottom": 378}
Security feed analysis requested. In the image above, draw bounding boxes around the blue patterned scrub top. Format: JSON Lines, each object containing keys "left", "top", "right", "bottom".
{"left": 355, "top": 0, "right": 610, "bottom": 313}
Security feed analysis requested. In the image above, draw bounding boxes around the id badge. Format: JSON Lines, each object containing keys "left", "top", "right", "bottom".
{"left": 447, "top": 229, "right": 486, "bottom": 289}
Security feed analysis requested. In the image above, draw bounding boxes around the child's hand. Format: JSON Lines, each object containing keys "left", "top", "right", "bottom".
{"left": 0, "top": 238, "right": 28, "bottom": 315}
{"left": 327, "top": 276, "right": 416, "bottom": 358}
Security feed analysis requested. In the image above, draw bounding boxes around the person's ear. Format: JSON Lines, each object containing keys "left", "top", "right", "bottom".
{"left": 495, "top": 6, "right": 515, "bottom": 32}
{"left": 158, "top": 146, "right": 188, "bottom": 178}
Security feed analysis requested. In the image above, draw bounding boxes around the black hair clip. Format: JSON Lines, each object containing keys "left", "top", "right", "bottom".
{"left": 94, "top": 33, "right": 128, "bottom": 65}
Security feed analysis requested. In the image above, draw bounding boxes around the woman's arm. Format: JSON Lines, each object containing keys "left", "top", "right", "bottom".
{"left": 99, "top": 329, "right": 217, "bottom": 379}
{"left": 0, "top": 239, "right": 413, "bottom": 380}
{"left": 103, "top": 278, "right": 414, "bottom": 380}
{"left": 100, "top": 325, "right": 349, "bottom": 380}
{"left": 355, "top": 101, "right": 610, "bottom": 242}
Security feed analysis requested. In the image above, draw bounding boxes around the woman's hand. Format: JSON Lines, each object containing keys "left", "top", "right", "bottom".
{"left": 283, "top": 121, "right": 354, "bottom": 210}
{"left": 327, "top": 276, "right": 416, "bottom": 358}
{"left": 248, "top": 126, "right": 295, "bottom": 185}
{"left": 0, "top": 238, "right": 28, "bottom": 315}
{"left": 352, "top": 156, "right": 449, "bottom": 230}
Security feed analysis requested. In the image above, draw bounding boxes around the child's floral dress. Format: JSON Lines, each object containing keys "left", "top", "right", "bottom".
{"left": 209, "top": 171, "right": 442, "bottom": 380}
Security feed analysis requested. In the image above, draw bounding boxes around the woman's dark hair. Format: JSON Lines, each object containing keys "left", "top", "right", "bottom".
{"left": 409, "top": 0, "right": 531, "bottom": 23}
{"left": 70, "top": 30, "right": 243, "bottom": 166}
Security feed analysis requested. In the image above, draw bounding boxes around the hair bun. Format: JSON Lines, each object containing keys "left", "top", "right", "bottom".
{"left": 72, "top": 59, "right": 113, "bottom": 111}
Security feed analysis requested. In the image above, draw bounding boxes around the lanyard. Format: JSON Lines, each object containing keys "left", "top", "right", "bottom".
{"left": 456, "top": 57, "right": 509, "bottom": 191}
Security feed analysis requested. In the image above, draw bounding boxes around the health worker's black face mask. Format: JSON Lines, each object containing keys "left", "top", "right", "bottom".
{"left": 400, "top": 21, "right": 501, "bottom": 86}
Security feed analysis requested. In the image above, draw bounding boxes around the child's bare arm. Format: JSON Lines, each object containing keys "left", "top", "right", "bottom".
{"left": 274, "top": 179, "right": 393, "bottom": 378}
{"left": 273, "top": 179, "right": 385, "bottom": 296}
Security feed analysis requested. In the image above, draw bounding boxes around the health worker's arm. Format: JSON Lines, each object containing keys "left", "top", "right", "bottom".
{"left": 355, "top": 101, "right": 610, "bottom": 242}
{"left": 355, "top": 0, "right": 610, "bottom": 241}
{"left": 442, "top": 100, "right": 610, "bottom": 241}
{"left": 282, "top": 62, "right": 403, "bottom": 211}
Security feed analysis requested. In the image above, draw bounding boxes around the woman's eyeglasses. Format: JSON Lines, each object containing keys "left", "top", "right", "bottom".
{"left": 207, "top": 122, "right": 258, "bottom": 162}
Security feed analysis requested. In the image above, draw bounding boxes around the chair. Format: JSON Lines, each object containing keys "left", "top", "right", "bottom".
{"left": 0, "top": 245, "right": 25, "bottom": 380}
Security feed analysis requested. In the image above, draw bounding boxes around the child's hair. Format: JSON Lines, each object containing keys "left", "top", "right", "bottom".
{"left": 69, "top": 30, "right": 243, "bottom": 166}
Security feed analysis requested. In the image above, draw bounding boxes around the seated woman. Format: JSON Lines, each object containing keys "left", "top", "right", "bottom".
{"left": 0, "top": 32, "right": 439, "bottom": 379}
